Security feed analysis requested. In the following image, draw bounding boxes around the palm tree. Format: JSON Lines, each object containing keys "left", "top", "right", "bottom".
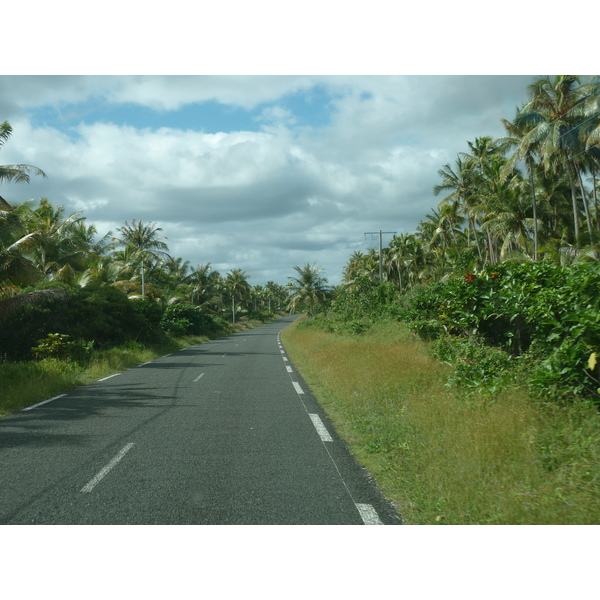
{"left": 0, "top": 200, "right": 41, "bottom": 294}
{"left": 515, "top": 76, "right": 591, "bottom": 243}
{"left": 342, "top": 250, "right": 367, "bottom": 286}
{"left": 0, "top": 199, "right": 71, "bottom": 323}
{"left": 0, "top": 121, "right": 46, "bottom": 186}
{"left": 21, "top": 198, "right": 92, "bottom": 277}
{"left": 226, "top": 268, "right": 251, "bottom": 322}
{"left": 185, "top": 263, "right": 223, "bottom": 311}
{"left": 480, "top": 175, "right": 536, "bottom": 260}
{"left": 501, "top": 110, "right": 544, "bottom": 259}
{"left": 265, "top": 280, "right": 287, "bottom": 312}
{"left": 0, "top": 124, "right": 58, "bottom": 320}
{"left": 113, "top": 220, "right": 170, "bottom": 299}
{"left": 434, "top": 155, "right": 484, "bottom": 265}
{"left": 287, "top": 263, "right": 328, "bottom": 317}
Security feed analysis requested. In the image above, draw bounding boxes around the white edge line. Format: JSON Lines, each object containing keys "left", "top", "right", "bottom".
{"left": 22, "top": 394, "right": 66, "bottom": 411}
{"left": 286, "top": 366, "right": 293, "bottom": 373}
{"left": 309, "top": 413, "right": 333, "bottom": 442}
{"left": 80, "top": 443, "right": 135, "bottom": 493}
{"left": 356, "top": 503, "right": 384, "bottom": 525}
{"left": 138, "top": 361, "right": 153, "bottom": 367}
{"left": 98, "top": 373, "right": 121, "bottom": 382}
{"left": 292, "top": 381, "right": 304, "bottom": 394}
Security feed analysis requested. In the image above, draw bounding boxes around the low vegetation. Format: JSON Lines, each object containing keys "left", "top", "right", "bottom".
{"left": 282, "top": 318, "right": 600, "bottom": 524}
{"left": 0, "top": 313, "right": 279, "bottom": 417}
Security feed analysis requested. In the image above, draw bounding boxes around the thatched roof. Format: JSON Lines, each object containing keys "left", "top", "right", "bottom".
{"left": 0, "top": 195, "right": 12, "bottom": 211}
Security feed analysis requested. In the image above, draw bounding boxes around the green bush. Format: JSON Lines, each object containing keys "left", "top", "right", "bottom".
{"left": 160, "top": 304, "right": 226, "bottom": 336}
{"left": 409, "top": 261, "right": 600, "bottom": 402}
{"left": 409, "top": 319, "right": 445, "bottom": 341}
{"left": 31, "top": 333, "right": 93, "bottom": 364}
{"left": 0, "top": 284, "right": 152, "bottom": 360}
{"left": 431, "top": 335, "right": 516, "bottom": 394}
{"left": 330, "top": 278, "right": 401, "bottom": 323}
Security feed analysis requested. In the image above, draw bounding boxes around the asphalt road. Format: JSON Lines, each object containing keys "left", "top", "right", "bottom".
{"left": 0, "top": 315, "right": 401, "bottom": 525}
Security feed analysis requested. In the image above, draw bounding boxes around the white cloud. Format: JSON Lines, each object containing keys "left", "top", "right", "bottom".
{"left": 0, "top": 75, "right": 540, "bottom": 286}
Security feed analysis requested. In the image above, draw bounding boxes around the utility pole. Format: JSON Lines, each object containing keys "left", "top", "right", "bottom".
{"left": 364, "top": 229, "right": 396, "bottom": 282}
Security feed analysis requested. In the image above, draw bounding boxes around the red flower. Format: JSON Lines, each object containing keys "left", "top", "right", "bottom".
{"left": 464, "top": 273, "right": 476, "bottom": 282}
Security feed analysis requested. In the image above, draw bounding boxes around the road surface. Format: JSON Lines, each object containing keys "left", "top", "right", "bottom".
{"left": 0, "top": 315, "right": 401, "bottom": 525}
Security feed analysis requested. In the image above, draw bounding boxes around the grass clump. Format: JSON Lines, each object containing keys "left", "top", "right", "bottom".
{"left": 281, "top": 319, "right": 600, "bottom": 524}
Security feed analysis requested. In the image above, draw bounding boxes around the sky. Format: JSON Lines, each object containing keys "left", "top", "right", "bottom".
{"left": 0, "top": 74, "right": 540, "bottom": 287}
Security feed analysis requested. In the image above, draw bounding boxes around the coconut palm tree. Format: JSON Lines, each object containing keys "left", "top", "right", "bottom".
{"left": 265, "top": 280, "right": 287, "bottom": 312}
{"left": 287, "top": 263, "right": 328, "bottom": 317}
{"left": 342, "top": 250, "right": 368, "bottom": 286}
{"left": 434, "top": 155, "right": 484, "bottom": 265}
{"left": 0, "top": 121, "right": 46, "bottom": 185}
{"left": 185, "top": 263, "right": 223, "bottom": 311}
{"left": 21, "top": 198, "right": 92, "bottom": 277}
{"left": 113, "top": 220, "right": 171, "bottom": 299}
{"left": 226, "top": 268, "right": 251, "bottom": 322}
{"left": 514, "top": 76, "right": 591, "bottom": 243}
{"left": 0, "top": 199, "right": 71, "bottom": 323}
{"left": 501, "top": 109, "right": 544, "bottom": 259}
{"left": 0, "top": 124, "right": 56, "bottom": 319}
{"left": 0, "top": 200, "right": 41, "bottom": 294}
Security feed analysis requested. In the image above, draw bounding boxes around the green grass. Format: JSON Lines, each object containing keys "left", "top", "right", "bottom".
{"left": 281, "top": 319, "right": 600, "bottom": 524}
{"left": 0, "top": 334, "right": 212, "bottom": 417}
{"left": 0, "top": 316, "right": 280, "bottom": 417}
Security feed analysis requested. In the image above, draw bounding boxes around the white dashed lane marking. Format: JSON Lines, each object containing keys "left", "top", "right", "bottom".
{"left": 21, "top": 394, "right": 66, "bottom": 411}
{"left": 80, "top": 443, "right": 135, "bottom": 493}
{"left": 356, "top": 503, "right": 384, "bottom": 525}
{"left": 309, "top": 413, "right": 333, "bottom": 442}
{"left": 98, "top": 373, "right": 121, "bottom": 382}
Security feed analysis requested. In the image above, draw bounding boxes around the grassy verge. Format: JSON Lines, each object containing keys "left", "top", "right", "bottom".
{"left": 0, "top": 315, "right": 284, "bottom": 418}
{"left": 281, "top": 318, "right": 600, "bottom": 524}
{"left": 0, "top": 333, "right": 220, "bottom": 417}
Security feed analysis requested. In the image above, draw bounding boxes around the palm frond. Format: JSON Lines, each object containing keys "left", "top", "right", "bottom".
{"left": 0, "top": 288, "right": 71, "bottom": 323}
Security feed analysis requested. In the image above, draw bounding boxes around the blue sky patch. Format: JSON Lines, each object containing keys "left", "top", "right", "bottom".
{"left": 25, "top": 84, "right": 338, "bottom": 136}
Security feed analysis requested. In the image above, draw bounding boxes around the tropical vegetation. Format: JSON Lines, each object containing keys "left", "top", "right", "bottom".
{"left": 310, "top": 75, "right": 600, "bottom": 404}
{"left": 3, "top": 75, "right": 600, "bottom": 522}
{"left": 282, "top": 75, "right": 600, "bottom": 523}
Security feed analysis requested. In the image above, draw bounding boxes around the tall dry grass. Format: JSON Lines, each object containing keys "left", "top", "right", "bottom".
{"left": 281, "top": 319, "right": 600, "bottom": 524}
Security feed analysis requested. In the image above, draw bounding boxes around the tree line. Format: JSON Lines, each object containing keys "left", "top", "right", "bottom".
{"left": 342, "top": 75, "right": 600, "bottom": 290}
{"left": 310, "top": 75, "right": 600, "bottom": 403}
{"left": 1, "top": 121, "right": 295, "bottom": 318}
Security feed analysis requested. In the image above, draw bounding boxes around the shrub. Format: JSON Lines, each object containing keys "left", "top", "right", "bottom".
{"left": 0, "top": 284, "right": 151, "bottom": 360}
{"left": 31, "top": 333, "right": 94, "bottom": 364}
{"left": 408, "top": 260, "right": 600, "bottom": 402}
{"left": 431, "top": 335, "right": 516, "bottom": 394}
{"left": 410, "top": 319, "right": 445, "bottom": 341}
{"left": 160, "top": 304, "right": 226, "bottom": 336}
